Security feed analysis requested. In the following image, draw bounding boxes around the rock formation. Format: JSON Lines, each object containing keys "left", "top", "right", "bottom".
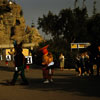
{"left": 0, "top": 0, "right": 44, "bottom": 45}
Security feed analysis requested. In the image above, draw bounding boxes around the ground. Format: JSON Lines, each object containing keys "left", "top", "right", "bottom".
{"left": 0, "top": 65, "right": 99, "bottom": 100}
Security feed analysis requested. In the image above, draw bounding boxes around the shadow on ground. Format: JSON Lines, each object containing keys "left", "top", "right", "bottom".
{"left": 0, "top": 64, "right": 100, "bottom": 98}
{"left": 24, "top": 75, "right": 100, "bottom": 97}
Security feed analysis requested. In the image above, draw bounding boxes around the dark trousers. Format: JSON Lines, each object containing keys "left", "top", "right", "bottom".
{"left": 89, "top": 63, "right": 94, "bottom": 75}
{"left": 11, "top": 66, "right": 28, "bottom": 84}
{"left": 96, "top": 63, "right": 100, "bottom": 76}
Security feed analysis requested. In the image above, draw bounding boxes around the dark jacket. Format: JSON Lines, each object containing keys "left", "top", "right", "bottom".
{"left": 14, "top": 53, "right": 25, "bottom": 67}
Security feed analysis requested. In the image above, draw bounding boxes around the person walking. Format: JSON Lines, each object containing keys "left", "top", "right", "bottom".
{"left": 7, "top": 44, "right": 28, "bottom": 85}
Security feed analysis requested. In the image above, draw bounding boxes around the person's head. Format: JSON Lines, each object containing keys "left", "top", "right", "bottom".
{"left": 84, "top": 52, "right": 88, "bottom": 56}
{"left": 15, "top": 44, "right": 22, "bottom": 55}
{"left": 81, "top": 53, "right": 85, "bottom": 58}
{"left": 48, "top": 52, "right": 52, "bottom": 57}
{"left": 39, "top": 45, "right": 49, "bottom": 55}
{"left": 60, "top": 53, "right": 63, "bottom": 56}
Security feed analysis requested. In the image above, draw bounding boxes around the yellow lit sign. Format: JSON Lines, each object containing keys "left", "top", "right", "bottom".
{"left": 6, "top": 49, "right": 11, "bottom": 55}
{"left": 22, "top": 49, "right": 29, "bottom": 56}
{"left": 71, "top": 43, "right": 90, "bottom": 49}
{"left": 78, "top": 44, "right": 85, "bottom": 48}
{"left": 71, "top": 44, "right": 77, "bottom": 48}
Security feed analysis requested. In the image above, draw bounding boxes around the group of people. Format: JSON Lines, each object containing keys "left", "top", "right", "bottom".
{"left": 76, "top": 45, "right": 100, "bottom": 76}
{"left": 7, "top": 42, "right": 100, "bottom": 86}
{"left": 8, "top": 44, "right": 56, "bottom": 85}
{"left": 76, "top": 52, "right": 91, "bottom": 76}
{"left": 6, "top": 40, "right": 65, "bottom": 85}
{"left": 8, "top": 41, "right": 100, "bottom": 86}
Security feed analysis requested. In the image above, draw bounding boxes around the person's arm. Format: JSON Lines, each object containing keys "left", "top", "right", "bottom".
{"left": 42, "top": 55, "right": 49, "bottom": 66}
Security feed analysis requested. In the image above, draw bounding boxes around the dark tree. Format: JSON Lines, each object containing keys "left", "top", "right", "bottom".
{"left": 87, "top": 14, "right": 100, "bottom": 44}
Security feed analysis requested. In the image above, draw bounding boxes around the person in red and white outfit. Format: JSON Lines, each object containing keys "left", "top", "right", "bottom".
{"left": 40, "top": 45, "right": 54, "bottom": 83}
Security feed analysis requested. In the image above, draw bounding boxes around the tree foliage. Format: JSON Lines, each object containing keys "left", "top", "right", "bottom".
{"left": 38, "top": 11, "right": 59, "bottom": 39}
{"left": 87, "top": 14, "right": 100, "bottom": 43}
{"left": 37, "top": 8, "right": 89, "bottom": 43}
{"left": 37, "top": 7, "right": 100, "bottom": 68}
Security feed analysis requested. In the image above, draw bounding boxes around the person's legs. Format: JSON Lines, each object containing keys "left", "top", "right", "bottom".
{"left": 10, "top": 71, "right": 19, "bottom": 85}
{"left": 85, "top": 64, "right": 89, "bottom": 76}
{"left": 78, "top": 67, "right": 82, "bottom": 76}
{"left": 81, "top": 66, "right": 85, "bottom": 76}
{"left": 60, "top": 62, "right": 64, "bottom": 71}
{"left": 97, "top": 63, "right": 100, "bottom": 76}
{"left": 48, "top": 69, "right": 54, "bottom": 82}
{"left": 60, "top": 66, "right": 64, "bottom": 71}
{"left": 42, "top": 68, "right": 49, "bottom": 83}
{"left": 89, "top": 63, "right": 94, "bottom": 75}
{"left": 20, "top": 70, "right": 28, "bottom": 85}
{"left": 42, "top": 68, "right": 47, "bottom": 79}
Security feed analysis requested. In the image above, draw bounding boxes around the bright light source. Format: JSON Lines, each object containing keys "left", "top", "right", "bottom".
{"left": 9, "top": 1, "right": 13, "bottom": 5}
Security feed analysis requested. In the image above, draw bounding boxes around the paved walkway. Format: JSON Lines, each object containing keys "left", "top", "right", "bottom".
{"left": 0, "top": 66, "right": 99, "bottom": 100}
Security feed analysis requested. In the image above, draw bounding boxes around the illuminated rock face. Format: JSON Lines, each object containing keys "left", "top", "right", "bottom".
{"left": 0, "top": 0, "right": 43, "bottom": 45}
{"left": 25, "top": 26, "right": 44, "bottom": 45}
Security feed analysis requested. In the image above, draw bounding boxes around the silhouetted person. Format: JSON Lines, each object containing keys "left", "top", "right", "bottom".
{"left": 8, "top": 43, "right": 28, "bottom": 85}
